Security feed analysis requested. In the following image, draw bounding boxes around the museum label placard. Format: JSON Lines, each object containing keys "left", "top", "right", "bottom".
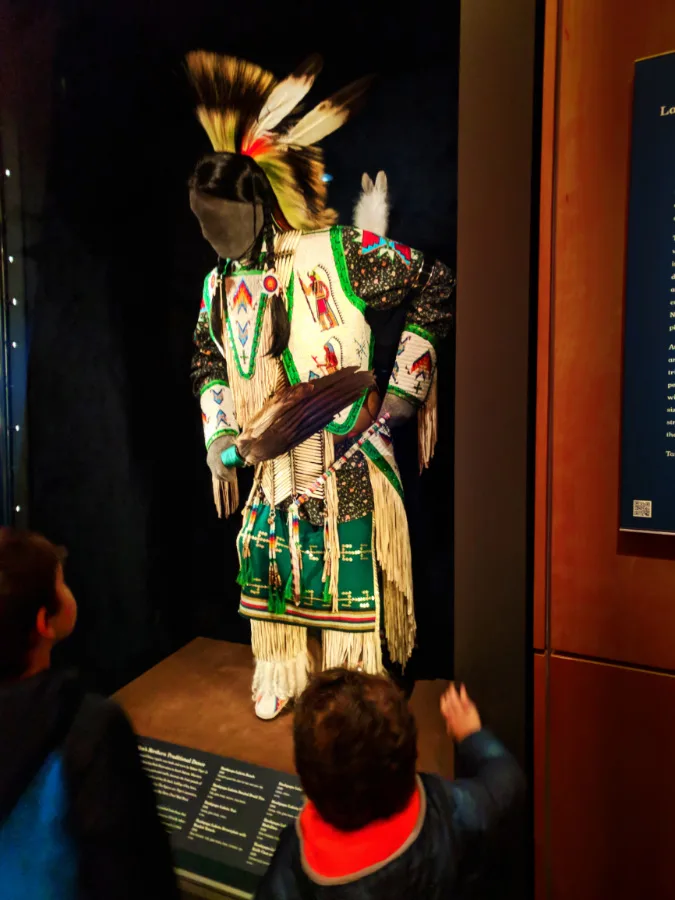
{"left": 620, "top": 50, "right": 675, "bottom": 533}
{"left": 139, "top": 736, "right": 304, "bottom": 894}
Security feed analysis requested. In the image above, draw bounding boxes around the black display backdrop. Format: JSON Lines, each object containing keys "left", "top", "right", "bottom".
{"left": 9, "top": 0, "right": 458, "bottom": 692}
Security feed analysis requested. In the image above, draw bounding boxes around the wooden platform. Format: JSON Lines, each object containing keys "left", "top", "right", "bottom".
{"left": 115, "top": 637, "right": 452, "bottom": 779}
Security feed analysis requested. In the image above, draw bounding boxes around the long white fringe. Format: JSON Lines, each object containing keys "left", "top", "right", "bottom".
{"left": 367, "top": 459, "right": 416, "bottom": 666}
{"left": 322, "top": 432, "right": 341, "bottom": 608}
{"left": 322, "top": 629, "right": 383, "bottom": 675}
{"left": 251, "top": 653, "right": 311, "bottom": 701}
{"left": 418, "top": 368, "right": 438, "bottom": 473}
{"left": 213, "top": 475, "right": 240, "bottom": 519}
{"left": 250, "top": 620, "right": 310, "bottom": 700}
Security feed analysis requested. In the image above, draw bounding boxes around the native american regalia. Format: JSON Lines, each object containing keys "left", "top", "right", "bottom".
{"left": 187, "top": 52, "right": 455, "bottom": 702}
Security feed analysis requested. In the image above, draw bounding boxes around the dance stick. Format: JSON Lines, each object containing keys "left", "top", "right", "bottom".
{"left": 297, "top": 412, "right": 391, "bottom": 505}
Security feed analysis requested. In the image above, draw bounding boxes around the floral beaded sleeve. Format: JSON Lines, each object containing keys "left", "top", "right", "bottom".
{"left": 190, "top": 270, "right": 239, "bottom": 450}
{"left": 336, "top": 226, "right": 456, "bottom": 408}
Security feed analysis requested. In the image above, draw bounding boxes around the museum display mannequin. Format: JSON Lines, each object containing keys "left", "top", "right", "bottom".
{"left": 187, "top": 51, "right": 456, "bottom": 719}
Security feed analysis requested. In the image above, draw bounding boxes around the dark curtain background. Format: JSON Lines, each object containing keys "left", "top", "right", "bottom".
{"left": 14, "top": 0, "right": 458, "bottom": 693}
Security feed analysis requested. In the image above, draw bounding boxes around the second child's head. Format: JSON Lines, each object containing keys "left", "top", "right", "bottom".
{"left": 293, "top": 668, "right": 418, "bottom": 831}
{"left": 0, "top": 528, "right": 77, "bottom": 682}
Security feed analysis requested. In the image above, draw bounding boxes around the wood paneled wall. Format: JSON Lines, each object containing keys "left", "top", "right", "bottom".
{"left": 536, "top": 1, "right": 675, "bottom": 896}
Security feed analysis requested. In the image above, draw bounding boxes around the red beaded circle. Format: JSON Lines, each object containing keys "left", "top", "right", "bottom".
{"left": 263, "top": 274, "right": 279, "bottom": 294}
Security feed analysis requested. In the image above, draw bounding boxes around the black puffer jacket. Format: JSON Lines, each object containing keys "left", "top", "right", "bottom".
{"left": 254, "top": 730, "right": 525, "bottom": 900}
{"left": 0, "top": 669, "right": 179, "bottom": 900}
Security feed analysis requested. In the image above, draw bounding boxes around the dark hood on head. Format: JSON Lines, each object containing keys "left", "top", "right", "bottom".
{"left": 0, "top": 669, "right": 84, "bottom": 822}
{"left": 189, "top": 189, "right": 264, "bottom": 261}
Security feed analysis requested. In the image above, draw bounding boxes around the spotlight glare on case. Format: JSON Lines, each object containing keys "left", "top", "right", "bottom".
{"left": 321, "top": 173, "right": 333, "bottom": 183}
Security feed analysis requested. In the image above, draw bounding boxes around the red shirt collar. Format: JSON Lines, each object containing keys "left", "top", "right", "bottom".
{"left": 297, "top": 777, "right": 425, "bottom": 882}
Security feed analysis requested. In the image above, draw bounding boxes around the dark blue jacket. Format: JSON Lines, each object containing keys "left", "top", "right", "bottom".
{"left": 0, "top": 669, "right": 179, "bottom": 900}
{"left": 254, "top": 730, "right": 525, "bottom": 900}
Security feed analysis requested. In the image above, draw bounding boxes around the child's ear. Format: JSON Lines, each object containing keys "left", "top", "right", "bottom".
{"left": 36, "top": 606, "right": 56, "bottom": 641}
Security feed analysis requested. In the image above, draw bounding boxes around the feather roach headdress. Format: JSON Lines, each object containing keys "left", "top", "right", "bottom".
{"left": 186, "top": 51, "right": 372, "bottom": 232}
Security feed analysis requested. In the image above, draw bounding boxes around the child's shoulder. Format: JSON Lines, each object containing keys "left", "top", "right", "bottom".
{"left": 64, "top": 694, "right": 136, "bottom": 765}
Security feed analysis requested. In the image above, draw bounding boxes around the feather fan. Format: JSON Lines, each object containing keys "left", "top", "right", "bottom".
{"left": 235, "top": 367, "right": 375, "bottom": 465}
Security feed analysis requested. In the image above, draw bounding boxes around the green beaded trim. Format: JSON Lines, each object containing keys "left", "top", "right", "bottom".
{"left": 326, "top": 227, "right": 372, "bottom": 435}
{"left": 329, "top": 226, "right": 367, "bottom": 313}
{"left": 205, "top": 428, "right": 238, "bottom": 451}
{"left": 203, "top": 270, "right": 227, "bottom": 354}
{"left": 199, "top": 378, "right": 229, "bottom": 395}
{"left": 225, "top": 291, "right": 268, "bottom": 380}
{"left": 361, "top": 442, "right": 404, "bottom": 499}
{"left": 385, "top": 384, "right": 425, "bottom": 409}
{"left": 325, "top": 334, "right": 374, "bottom": 436}
{"left": 404, "top": 322, "right": 438, "bottom": 348}
{"left": 281, "top": 236, "right": 372, "bottom": 436}
{"left": 281, "top": 271, "right": 301, "bottom": 385}
{"left": 202, "top": 270, "right": 216, "bottom": 315}
{"left": 280, "top": 265, "right": 371, "bottom": 435}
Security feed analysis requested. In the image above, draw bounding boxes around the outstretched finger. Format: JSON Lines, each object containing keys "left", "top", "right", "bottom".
{"left": 441, "top": 685, "right": 455, "bottom": 717}
{"left": 449, "top": 686, "right": 464, "bottom": 716}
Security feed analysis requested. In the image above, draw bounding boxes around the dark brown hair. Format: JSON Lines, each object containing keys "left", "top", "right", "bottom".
{"left": 293, "top": 668, "right": 418, "bottom": 831}
{"left": 0, "top": 528, "right": 65, "bottom": 680}
{"left": 189, "top": 152, "right": 290, "bottom": 357}
{"left": 189, "top": 152, "right": 273, "bottom": 205}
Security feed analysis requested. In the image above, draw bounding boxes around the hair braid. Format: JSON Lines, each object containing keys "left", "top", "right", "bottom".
{"left": 264, "top": 196, "right": 291, "bottom": 358}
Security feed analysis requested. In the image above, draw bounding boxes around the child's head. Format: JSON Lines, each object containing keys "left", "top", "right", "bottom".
{"left": 0, "top": 528, "right": 77, "bottom": 681}
{"left": 293, "top": 668, "right": 418, "bottom": 831}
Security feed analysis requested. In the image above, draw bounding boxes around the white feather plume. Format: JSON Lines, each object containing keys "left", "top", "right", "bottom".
{"left": 353, "top": 171, "right": 390, "bottom": 236}
{"left": 251, "top": 54, "right": 323, "bottom": 142}
{"left": 279, "top": 76, "right": 372, "bottom": 148}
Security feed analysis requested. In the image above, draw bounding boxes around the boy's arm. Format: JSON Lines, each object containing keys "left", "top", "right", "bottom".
{"left": 66, "top": 698, "right": 179, "bottom": 900}
{"left": 448, "top": 729, "right": 526, "bottom": 840}
{"left": 438, "top": 683, "right": 525, "bottom": 861}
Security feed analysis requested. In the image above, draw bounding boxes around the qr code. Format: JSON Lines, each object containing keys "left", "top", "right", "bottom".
{"left": 633, "top": 500, "right": 652, "bottom": 518}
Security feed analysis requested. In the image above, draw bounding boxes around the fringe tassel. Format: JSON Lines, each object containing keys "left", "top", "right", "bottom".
{"left": 274, "top": 230, "right": 302, "bottom": 303}
{"left": 221, "top": 284, "right": 280, "bottom": 428}
{"left": 236, "top": 559, "right": 251, "bottom": 588}
{"left": 367, "top": 459, "right": 416, "bottom": 667}
{"left": 322, "top": 630, "right": 383, "bottom": 675}
{"left": 212, "top": 476, "right": 240, "bottom": 519}
{"left": 250, "top": 620, "right": 310, "bottom": 700}
{"left": 321, "top": 433, "right": 341, "bottom": 610}
{"left": 251, "top": 652, "right": 311, "bottom": 701}
{"left": 287, "top": 499, "right": 303, "bottom": 604}
{"left": 418, "top": 368, "right": 438, "bottom": 473}
{"left": 237, "top": 481, "right": 263, "bottom": 586}
{"left": 382, "top": 580, "right": 415, "bottom": 667}
{"left": 219, "top": 231, "right": 300, "bottom": 431}
{"left": 267, "top": 507, "right": 285, "bottom": 614}
{"left": 251, "top": 618, "right": 308, "bottom": 660}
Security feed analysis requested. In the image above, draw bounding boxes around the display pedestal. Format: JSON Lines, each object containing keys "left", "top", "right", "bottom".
{"left": 115, "top": 638, "right": 451, "bottom": 897}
